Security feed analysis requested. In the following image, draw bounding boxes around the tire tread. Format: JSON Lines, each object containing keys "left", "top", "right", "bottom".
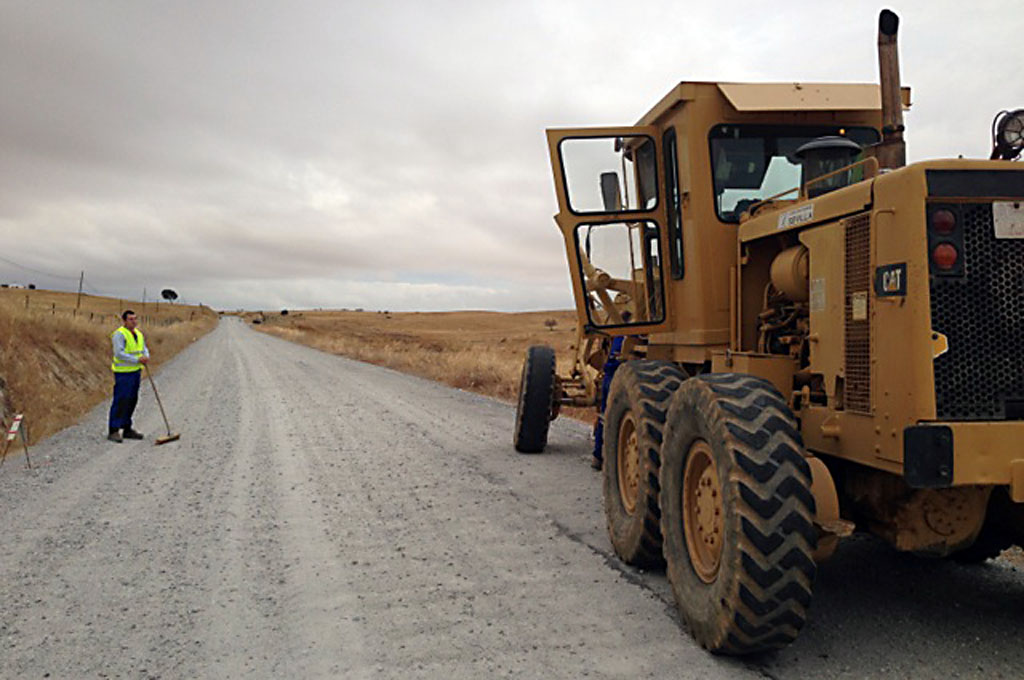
{"left": 660, "top": 372, "right": 818, "bottom": 655}
{"left": 513, "top": 346, "right": 556, "bottom": 453}
{"left": 603, "top": 360, "right": 687, "bottom": 567}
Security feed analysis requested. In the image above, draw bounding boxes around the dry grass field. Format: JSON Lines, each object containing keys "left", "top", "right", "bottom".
{"left": 0, "top": 287, "right": 218, "bottom": 448}
{"left": 249, "top": 308, "right": 593, "bottom": 420}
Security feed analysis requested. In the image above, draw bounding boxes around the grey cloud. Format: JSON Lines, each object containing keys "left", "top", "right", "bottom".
{"left": 1, "top": 0, "right": 1021, "bottom": 311}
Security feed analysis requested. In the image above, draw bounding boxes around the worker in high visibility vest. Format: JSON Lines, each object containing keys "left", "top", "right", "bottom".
{"left": 108, "top": 310, "right": 150, "bottom": 442}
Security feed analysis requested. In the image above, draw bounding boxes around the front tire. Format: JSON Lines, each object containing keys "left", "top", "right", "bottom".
{"left": 602, "top": 360, "right": 686, "bottom": 567}
{"left": 659, "top": 373, "right": 817, "bottom": 654}
{"left": 514, "top": 346, "right": 556, "bottom": 453}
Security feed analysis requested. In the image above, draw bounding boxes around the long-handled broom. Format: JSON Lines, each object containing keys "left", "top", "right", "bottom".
{"left": 145, "top": 365, "right": 181, "bottom": 445}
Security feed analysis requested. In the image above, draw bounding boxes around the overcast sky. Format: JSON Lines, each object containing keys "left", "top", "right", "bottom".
{"left": 1, "top": 0, "right": 1021, "bottom": 311}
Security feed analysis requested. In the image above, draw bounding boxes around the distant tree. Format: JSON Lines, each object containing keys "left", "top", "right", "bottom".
{"left": 281, "top": 309, "right": 289, "bottom": 316}
{"left": 161, "top": 288, "right": 178, "bottom": 303}
{"left": 27, "top": 284, "right": 36, "bottom": 290}
{"left": 544, "top": 318, "right": 557, "bottom": 331}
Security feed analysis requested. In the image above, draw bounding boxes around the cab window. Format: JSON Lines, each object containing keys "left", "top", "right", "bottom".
{"left": 709, "top": 125, "right": 880, "bottom": 223}
{"left": 559, "top": 135, "right": 658, "bottom": 214}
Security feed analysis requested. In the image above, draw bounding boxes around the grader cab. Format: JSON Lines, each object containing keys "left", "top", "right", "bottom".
{"left": 514, "top": 9, "right": 1024, "bottom": 654}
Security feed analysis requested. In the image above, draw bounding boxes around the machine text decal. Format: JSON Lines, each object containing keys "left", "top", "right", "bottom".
{"left": 851, "top": 291, "right": 868, "bottom": 321}
{"left": 875, "top": 263, "right": 907, "bottom": 297}
{"left": 994, "top": 201, "right": 1024, "bottom": 238}
{"left": 810, "top": 278, "right": 826, "bottom": 313}
{"left": 777, "top": 204, "right": 815, "bottom": 230}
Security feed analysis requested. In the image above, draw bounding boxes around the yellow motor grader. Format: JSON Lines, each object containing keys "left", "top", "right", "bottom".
{"left": 513, "top": 9, "right": 1024, "bottom": 654}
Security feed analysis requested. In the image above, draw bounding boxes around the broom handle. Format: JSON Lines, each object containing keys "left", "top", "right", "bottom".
{"left": 145, "top": 366, "right": 173, "bottom": 436}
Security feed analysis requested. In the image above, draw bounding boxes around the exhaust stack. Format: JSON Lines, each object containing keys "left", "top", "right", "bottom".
{"left": 877, "top": 9, "right": 906, "bottom": 169}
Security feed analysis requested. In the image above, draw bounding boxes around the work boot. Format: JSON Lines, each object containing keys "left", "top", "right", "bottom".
{"left": 590, "top": 456, "right": 603, "bottom": 471}
{"left": 107, "top": 429, "right": 123, "bottom": 443}
{"left": 122, "top": 428, "right": 144, "bottom": 440}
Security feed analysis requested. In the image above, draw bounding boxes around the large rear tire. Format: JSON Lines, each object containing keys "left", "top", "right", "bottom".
{"left": 659, "top": 373, "right": 817, "bottom": 654}
{"left": 513, "top": 346, "right": 556, "bottom": 453}
{"left": 602, "top": 360, "right": 686, "bottom": 567}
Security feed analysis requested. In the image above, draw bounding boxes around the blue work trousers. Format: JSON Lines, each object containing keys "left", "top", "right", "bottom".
{"left": 108, "top": 370, "right": 141, "bottom": 431}
{"left": 592, "top": 357, "right": 621, "bottom": 461}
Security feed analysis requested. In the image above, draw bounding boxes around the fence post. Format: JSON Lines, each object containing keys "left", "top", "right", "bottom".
{"left": 51, "top": 303, "right": 55, "bottom": 315}
{"left": 24, "top": 295, "right": 28, "bottom": 309}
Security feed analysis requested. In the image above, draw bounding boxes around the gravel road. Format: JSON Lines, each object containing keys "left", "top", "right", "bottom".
{"left": 3, "top": 318, "right": 1024, "bottom": 679}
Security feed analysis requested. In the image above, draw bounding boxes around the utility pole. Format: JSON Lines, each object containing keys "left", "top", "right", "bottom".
{"left": 76, "top": 271, "right": 84, "bottom": 310}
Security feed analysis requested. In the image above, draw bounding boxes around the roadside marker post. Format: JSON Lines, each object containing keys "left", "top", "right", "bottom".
{"left": 1, "top": 414, "right": 31, "bottom": 469}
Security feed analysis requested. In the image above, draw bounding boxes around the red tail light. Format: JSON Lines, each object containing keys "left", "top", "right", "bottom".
{"left": 932, "top": 243, "right": 959, "bottom": 270}
{"left": 931, "top": 209, "right": 956, "bottom": 235}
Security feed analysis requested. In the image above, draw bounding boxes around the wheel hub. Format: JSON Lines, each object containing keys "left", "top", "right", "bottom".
{"left": 617, "top": 412, "right": 641, "bottom": 515}
{"left": 682, "top": 439, "right": 723, "bottom": 583}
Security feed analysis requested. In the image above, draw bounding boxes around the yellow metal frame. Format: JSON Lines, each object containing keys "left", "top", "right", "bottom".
{"left": 546, "top": 80, "right": 1024, "bottom": 522}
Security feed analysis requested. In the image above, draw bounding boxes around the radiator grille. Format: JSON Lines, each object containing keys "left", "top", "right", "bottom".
{"left": 932, "top": 203, "right": 1024, "bottom": 420}
{"left": 844, "top": 213, "right": 872, "bottom": 413}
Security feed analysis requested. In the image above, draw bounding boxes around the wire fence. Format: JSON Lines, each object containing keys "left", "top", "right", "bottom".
{"left": 7, "top": 293, "right": 202, "bottom": 327}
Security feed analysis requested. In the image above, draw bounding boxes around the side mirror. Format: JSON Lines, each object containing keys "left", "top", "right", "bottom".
{"left": 600, "top": 172, "right": 622, "bottom": 211}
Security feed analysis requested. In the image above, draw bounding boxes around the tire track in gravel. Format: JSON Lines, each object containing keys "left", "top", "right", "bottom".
{"left": 228, "top": 332, "right": 371, "bottom": 678}
{"left": 185, "top": 334, "right": 290, "bottom": 676}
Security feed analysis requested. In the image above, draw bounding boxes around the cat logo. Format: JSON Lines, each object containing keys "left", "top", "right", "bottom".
{"left": 875, "top": 263, "right": 907, "bottom": 297}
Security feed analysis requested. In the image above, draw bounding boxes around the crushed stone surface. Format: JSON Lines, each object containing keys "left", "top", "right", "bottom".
{"left": 2, "top": 318, "right": 1023, "bottom": 678}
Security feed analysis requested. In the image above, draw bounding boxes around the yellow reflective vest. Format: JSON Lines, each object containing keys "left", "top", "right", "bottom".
{"left": 111, "top": 327, "right": 146, "bottom": 373}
